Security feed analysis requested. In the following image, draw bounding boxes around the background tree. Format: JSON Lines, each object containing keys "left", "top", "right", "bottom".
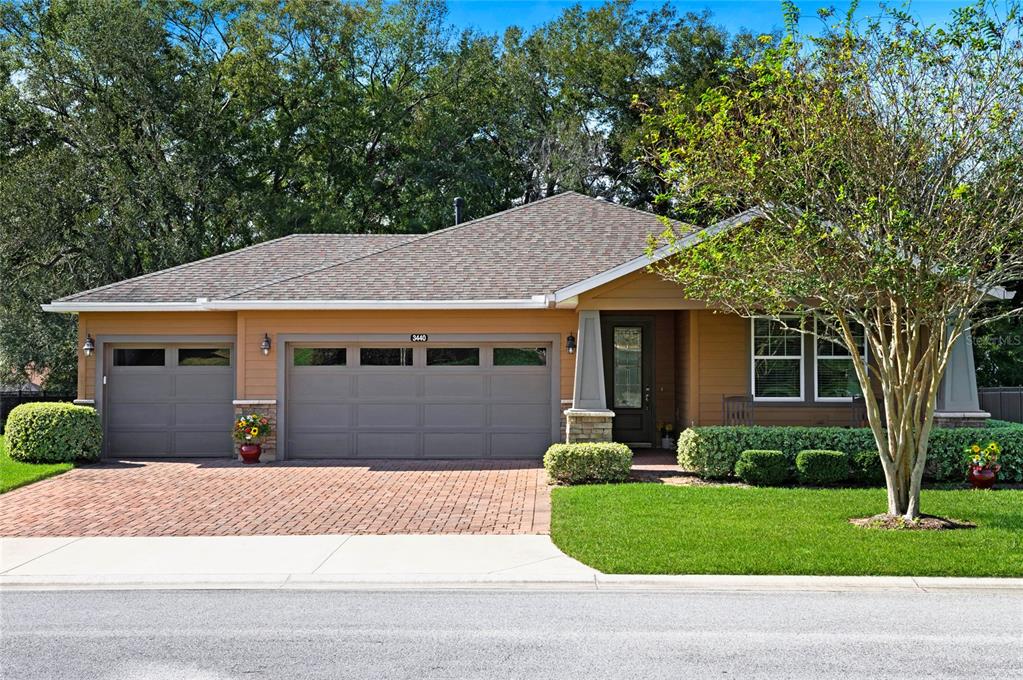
{"left": 0, "top": 0, "right": 744, "bottom": 389}
{"left": 646, "top": 0, "right": 1023, "bottom": 519}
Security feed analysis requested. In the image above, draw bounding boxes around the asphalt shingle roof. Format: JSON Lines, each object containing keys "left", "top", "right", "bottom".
{"left": 58, "top": 234, "right": 417, "bottom": 303}
{"left": 56, "top": 192, "right": 687, "bottom": 304}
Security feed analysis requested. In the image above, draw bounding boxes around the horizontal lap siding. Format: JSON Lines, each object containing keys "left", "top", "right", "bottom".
{"left": 578, "top": 269, "right": 708, "bottom": 311}
{"left": 77, "top": 312, "right": 238, "bottom": 400}
{"left": 691, "top": 310, "right": 866, "bottom": 427}
{"left": 238, "top": 310, "right": 578, "bottom": 401}
{"left": 754, "top": 405, "right": 858, "bottom": 427}
{"left": 653, "top": 311, "right": 676, "bottom": 430}
{"left": 695, "top": 311, "right": 749, "bottom": 425}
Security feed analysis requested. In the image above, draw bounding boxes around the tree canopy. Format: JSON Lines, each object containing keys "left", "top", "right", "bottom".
{"left": 645, "top": 0, "right": 1023, "bottom": 518}
{"left": 0, "top": 0, "right": 748, "bottom": 388}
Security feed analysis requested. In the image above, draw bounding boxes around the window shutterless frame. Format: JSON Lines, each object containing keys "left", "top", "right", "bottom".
{"left": 813, "top": 318, "right": 869, "bottom": 403}
{"left": 750, "top": 316, "right": 804, "bottom": 402}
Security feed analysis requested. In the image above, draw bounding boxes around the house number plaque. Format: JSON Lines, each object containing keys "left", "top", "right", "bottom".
{"left": 410, "top": 334, "right": 429, "bottom": 342}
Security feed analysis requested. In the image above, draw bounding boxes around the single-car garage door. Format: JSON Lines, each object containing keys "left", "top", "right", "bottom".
{"left": 104, "top": 344, "right": 234, "bottom": 457}
{"left": 286, "top": 342, "right": 554, "bottom": 459}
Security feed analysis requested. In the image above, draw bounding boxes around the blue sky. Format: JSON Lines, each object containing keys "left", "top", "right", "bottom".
{"left": 446, "top": 1, "right": 962, "bottom": 35}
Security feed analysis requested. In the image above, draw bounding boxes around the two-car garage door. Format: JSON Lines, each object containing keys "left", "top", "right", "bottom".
{"left": 285, "top": 342, "right": 554, "bottom": 459}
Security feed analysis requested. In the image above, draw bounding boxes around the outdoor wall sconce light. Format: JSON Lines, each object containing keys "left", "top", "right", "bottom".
{"left": 82, "top": 335, "right": 95, "bottom": 357}
{"left": 566, "top": 334, "right": 576, "bottom": 354}
{"left": 261, "top": 333, "right": 272, "bottom": 356}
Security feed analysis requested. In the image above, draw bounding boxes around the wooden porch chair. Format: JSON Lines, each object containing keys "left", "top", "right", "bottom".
{"left": 849, "top": 396, "right": 885, "bottom": 428}
{"left": 723, "top": 395, "right": 755, "bottom": 426}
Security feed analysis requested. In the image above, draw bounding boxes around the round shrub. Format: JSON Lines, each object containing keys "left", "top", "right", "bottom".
{"left": 850, "top": 450, "right": 886, "bottom": 485}
{"left": 543, "top": 442, "right": 633, "bottom": 484}
{"left": 795, "top": 450, "right": 849, "bottom": 486}
{"left": 6, "top": 402, "right": 102, "bottom": 463}
{"left": 734, "top": 450, "right": 789, "bottom": 486}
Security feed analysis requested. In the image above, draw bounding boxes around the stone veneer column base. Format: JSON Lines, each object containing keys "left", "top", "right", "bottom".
{"left": 564, "top": 408, "right": 615, "bottom": 443}
{"left": 233, "top": 400, "right": 278, "bottom": 462}
{"left": 933, "top": 411, "right": 991, "bottom": 429}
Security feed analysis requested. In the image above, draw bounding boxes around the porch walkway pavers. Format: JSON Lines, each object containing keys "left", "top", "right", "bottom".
{"left": 0, "top": 459, "right": 550, "bottom": 537}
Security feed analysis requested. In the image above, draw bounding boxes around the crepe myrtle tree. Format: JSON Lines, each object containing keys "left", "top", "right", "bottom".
{"left": 645, "top": 0, "right": 1023, "bottom": 518}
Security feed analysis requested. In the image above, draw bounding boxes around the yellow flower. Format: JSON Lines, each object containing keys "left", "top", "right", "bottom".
{"left": 250, "top": 427, "right": 259, "bottom": 436}
{"left": 971, "top": 445, "right": 981, "bottom": 453}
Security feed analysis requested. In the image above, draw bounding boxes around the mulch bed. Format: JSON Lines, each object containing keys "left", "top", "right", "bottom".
{"left": 849, "top": 514, "right": 977, "bottom": 531}
{"left": 629, "top": 470, "right": 738, "bottom": 486}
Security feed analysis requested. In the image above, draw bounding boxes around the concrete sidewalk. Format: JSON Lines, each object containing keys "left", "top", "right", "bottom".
{"left": 3, "top": 535, "right": 1023, "bottom": 592}
{"left": 1, "top": 535, "right": 596, "bottom": 589}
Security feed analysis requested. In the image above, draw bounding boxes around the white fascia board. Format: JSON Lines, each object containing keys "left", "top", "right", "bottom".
{"left": 41, "top": 302, "right": 206, "bottom": 313}
{"left": 43, "top": 298, "right": 552, "bottom": 312}
{"left": 985, "top": 286, "right": 1015, "bottom": 301}
{"left": 551, "top": 208, "right": 764, "bottom": 303}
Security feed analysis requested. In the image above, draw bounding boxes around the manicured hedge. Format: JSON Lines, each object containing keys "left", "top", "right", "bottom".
{"left": 678, "top": 426, "right": 874, "bottom": 479}
{"left": 735, "top": 450, "right": 789, "bottom": 486}
{"left": 986, "top": 418, "right": 1023, "bottom": 429}
{"left": 677, "top": 424, "right": 1023, "bottom": 483}
{"left": 795, "top": 450, "right": 848, "bottom": 486}
{"left": 850, "top": 450, "right": 886, "bottom": 485}
{"left": 543, "top": 442, "right": 633, "bottom": 485}
{"left": 5, "top": 402, "right": 102, "bottom": 463}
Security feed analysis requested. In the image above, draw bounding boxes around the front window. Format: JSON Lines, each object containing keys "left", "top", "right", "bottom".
{"left": 815, "top": 320, "right": 867, "bottom": 401}
{"left": 752, "top": 318, "right": 803, "bottom": 401}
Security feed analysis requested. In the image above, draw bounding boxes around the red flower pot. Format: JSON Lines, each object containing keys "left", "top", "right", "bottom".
{"left": 968, "top": 464, "right": 1000, "bottom": 490}
{"left": 239, "top": 443, "right": 262, "bottom": 464}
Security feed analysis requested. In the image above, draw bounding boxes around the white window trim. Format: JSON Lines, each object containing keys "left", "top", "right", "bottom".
{"left": 751, "top": 317, "right": 804, "bottom": 403}
{"left": 813, "top": 319, "right": 869, "bottom": 403}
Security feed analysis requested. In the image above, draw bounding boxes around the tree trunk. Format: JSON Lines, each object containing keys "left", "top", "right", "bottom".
{"left": 882, "top": 449, "right": 921, "bottom": 518}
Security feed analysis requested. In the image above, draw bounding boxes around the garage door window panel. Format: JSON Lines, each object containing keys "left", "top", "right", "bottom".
{"left": 493, "top": 347, "right": 547, "bottom": 366}
{"left": 178, "top": 348, "right": 231, "bottom": 367}
{"left": 293, "top": 347, "right": 346, "bottom": 367}
{"left": 427, "top": 348, "right": 480, "bottom": 366}
{"left": 113, "top": 348, "right": 165, "bottom": 367}
{"left": 360, "top": 347, "right": 414, "bottom": 366}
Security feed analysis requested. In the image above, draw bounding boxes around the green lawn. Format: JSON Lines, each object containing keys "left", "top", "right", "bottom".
{"left": 0, "top": 435, "right": 73, "bottom": 493}
{"left": 551, "top": 484, "right": 1023, "bottom": 577}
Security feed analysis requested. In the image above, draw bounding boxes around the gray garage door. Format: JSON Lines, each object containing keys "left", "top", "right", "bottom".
{"left": 104, "top": 344, "right": 234, "bottom": 458}
{"left": 286, "top": 343, "right": 553, "bottom": 459}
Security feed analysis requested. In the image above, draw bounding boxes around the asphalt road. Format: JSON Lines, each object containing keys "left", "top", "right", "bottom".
{"left": 2, "top": 588, "right": 1021, "bottom": 679}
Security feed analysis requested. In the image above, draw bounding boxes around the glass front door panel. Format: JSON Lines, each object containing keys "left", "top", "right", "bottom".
{"left": 613, "top": 326, "right": 642, "bottom": 409}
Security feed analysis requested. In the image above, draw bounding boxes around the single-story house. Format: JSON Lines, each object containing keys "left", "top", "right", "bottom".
{"left": 44, "top": 192, "right": 990, "bottom": 460}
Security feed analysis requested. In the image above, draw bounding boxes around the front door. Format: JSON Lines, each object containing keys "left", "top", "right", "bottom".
{"left": 602, "top": 316, "right": 655, "bottom": 445}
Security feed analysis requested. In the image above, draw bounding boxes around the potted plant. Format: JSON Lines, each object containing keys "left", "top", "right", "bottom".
{"left": 965, "top": 440, "right": 1001, "bottom": 490}
{"left": 659, "top": 423, "right": 675, "bottom": 450}
{"left": 234, "top": 414, "right": 271, "bottom": 464}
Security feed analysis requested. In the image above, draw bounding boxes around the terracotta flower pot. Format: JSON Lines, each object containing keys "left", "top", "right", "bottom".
{"left": 239, "top": 443, "right": 262, "bottom": 464}
{"left": 968, "top": 464, "right": 1000, "bottom": 490}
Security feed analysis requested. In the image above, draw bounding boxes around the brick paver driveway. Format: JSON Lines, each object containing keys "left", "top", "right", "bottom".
{"left": 0, "top": 459, "right": 550, "bottom": 537}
